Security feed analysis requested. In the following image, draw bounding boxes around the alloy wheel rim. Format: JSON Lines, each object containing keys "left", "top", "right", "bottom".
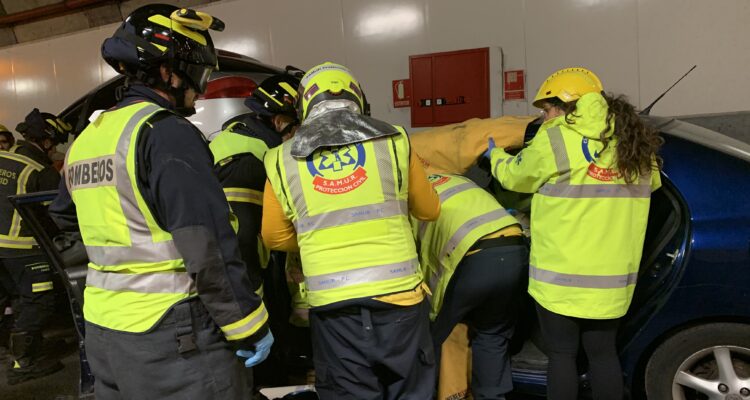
{"left": 672, "top": 345, "right": 750, "bottom": 400}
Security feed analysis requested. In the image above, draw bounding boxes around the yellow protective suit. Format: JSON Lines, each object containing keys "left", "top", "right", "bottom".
{"left": 410, "top": 116, "right": 537, "bottom": 175}
{"left": 438, "top": 324, "right": 473, "bottom": 400}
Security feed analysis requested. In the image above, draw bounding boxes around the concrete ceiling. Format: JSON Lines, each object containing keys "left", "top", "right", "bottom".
{"left": 0, "top": 0, "right": 217, "bottom": 48}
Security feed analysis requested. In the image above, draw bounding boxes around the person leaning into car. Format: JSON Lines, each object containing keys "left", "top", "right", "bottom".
{"left": 415, "top": 173, "right": 528, "bottom": 399}
{"left": 486, "top": 67, "right": 662, "bottom": 400}
{"left": 48, "top": 5, "right": 272, "bottom": 399}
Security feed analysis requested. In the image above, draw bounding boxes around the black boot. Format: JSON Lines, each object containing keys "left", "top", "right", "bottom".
{"left": 7, "top": 331, "right": 63, "bottom": 385}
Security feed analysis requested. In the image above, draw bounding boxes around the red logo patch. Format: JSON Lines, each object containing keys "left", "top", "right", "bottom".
{"left": 312, "top": 166, "right": 368, "bottom": 194}
{"left": 430, "top": 176, "right": 450, "bottom": 187}
{"left": 587, "top": 163, "right": 620, "bottom": 181}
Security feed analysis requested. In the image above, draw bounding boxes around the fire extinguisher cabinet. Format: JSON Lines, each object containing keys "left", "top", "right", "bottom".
{"left": 409, "top": 47, "right": 490, "bottom": 128}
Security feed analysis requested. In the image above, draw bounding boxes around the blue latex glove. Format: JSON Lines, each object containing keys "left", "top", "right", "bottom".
{"left": 236, "top": 331, "right": 274, "bottom": 368}
{"left": 483, "top": 137, "right": 496, "bottom": 159}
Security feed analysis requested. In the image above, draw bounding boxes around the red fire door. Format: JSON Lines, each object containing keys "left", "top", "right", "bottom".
{"left": 409, "top": 47, "right": 490, "bottom": 128}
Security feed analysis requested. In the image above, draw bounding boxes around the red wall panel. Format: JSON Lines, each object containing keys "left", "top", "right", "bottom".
{"left": 409, "top": 47, "right": 490, "bottom": 127}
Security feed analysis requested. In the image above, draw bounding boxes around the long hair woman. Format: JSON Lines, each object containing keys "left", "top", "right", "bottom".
{"left": 487, "top": 67, "right": 663, "bottom": 399}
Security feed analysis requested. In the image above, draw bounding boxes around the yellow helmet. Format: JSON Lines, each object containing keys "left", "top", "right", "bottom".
{"left": 0, "top": 124, "right": 9, "bottom": 133}
{"left": 298, "top": 62, "right": 366, "bottom": 121}
{"left": 532, "top": 67, "right": 604, "bottom": 108}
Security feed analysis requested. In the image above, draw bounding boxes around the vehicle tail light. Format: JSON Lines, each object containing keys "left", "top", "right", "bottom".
{"left": 200, "top": 76, "right": 257, "bottom": 100}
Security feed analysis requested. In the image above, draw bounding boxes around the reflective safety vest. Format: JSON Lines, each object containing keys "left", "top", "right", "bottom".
{"left": 264, "top": 128, "right": 422, "bottom": 307}
{"left": 415, "top": 174, "right": 518, "bottom": 319}
{"left": 65, "top": 102, "right": 195, "bottom": 332}
{"left": 0, "top": 150, "right": 44, "bottom": 250}
{"left": 491, "top": 103, "right": 661, "bottom": 319}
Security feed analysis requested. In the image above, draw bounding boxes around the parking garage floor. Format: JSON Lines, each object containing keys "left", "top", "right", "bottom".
{"left": 0, "top": 335, "right": 79, "bottom": 399}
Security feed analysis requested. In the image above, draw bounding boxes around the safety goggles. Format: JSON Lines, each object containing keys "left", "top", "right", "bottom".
{"left": 179, "top": 62, "right": 214, "bottom": 94}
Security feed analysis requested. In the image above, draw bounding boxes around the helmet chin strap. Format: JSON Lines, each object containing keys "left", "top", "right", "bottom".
{"left": 278, "top": 120, "right": 296, "bottom": 137}
{"left": 165, "top": 72, "right": 197, "bottom": 117}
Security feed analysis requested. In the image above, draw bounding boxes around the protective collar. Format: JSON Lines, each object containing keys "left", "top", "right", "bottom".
{"left": 290, "top": 100, "right": 399, "bottom": 158}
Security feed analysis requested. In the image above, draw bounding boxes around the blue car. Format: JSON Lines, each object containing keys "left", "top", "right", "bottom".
{"left": 510, "top": 115, "right": 750, "bottom": 399}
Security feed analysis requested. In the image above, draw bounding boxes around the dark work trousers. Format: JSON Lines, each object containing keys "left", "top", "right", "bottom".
{"left": 310, "top": 300, "right": 436, "bottom": 400}
{"left": 0, "top": 255, "right": 56, "bottom": 332}
{"left": 85, "top": 299, "right": 249, "bottom": 400}
{"left": 0, "top": 264, "right": 13, "bottom": 309}
{"left": 431, "top": 244, "right": 529, "bottom": 399}
{"left": 535, "top": 302, "right": 622, "bottom": 400}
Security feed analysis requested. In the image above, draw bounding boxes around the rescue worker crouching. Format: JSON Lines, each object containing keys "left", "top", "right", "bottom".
{"left": 210, "top": 73, "right": 301, "bottom": 295}
{"left": 0, "top": 109, "right": 70, "bottom": 384}
{"left": 487, "top": 67, "right": 662, "bottom": 400}
{"left": 49, "top": 4, "right": 272, "bottom": 398}
{"left": 415, "top": 173, "right": 528, "bottom": 399}
{"left": 262, "top": 62, "right": 441, "bottom": 399}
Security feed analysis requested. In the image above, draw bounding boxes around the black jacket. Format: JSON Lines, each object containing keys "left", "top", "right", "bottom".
{"left": 49, "top": 85, "right": 269, "bottom": 345}
{"left": 213, "top": 114, "right": 280, "bottom": 292}
{"left": 0, "top": 141, "right": 60, "bottom": 257}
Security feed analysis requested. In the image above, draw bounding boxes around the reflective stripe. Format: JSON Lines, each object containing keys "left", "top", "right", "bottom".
{"left": 282, "top": 144, "right": 308, "bottom": 217}
{"left": 539, "top": 183, "right": 651, "bottom": 198}
{"left": 8, "top": 164, "right": 36, "bottom": 238}
{"left": 114, "top": 104, "right": 166, "bottom": 244}
{"left": 529, "top": 265, "right": 637, "bottom": 289}
{"left": 425, "top": 208, "right": 511, "bottom": 293}
{"left": 3, "top": 151, "right": 44, "bottom": 171}
{"left": 373, "top": 139, "right": 397, "bottom": 198}
{"left": 0, "top": 235, "right": 36, "bottom": 247}
{"left": 418, "top": 221, "right": 428, "bottom": 241}
{"left": 492, "top": 151, "right": 520, "bottom": 179}
{"left": 85, "top": 241, "right": 182, "bottom": 266}
{"left": 306, "top": 258, "right": 418, "bottom": 292}
{"left": 547, "top": 127, "right": 571, "bottom": 184}
{"left": 294, "top": 200, "right": 407, "bottom": 234}
{"left": 221, "top": 303, "right": 269, "bottom": 340}
{"left": 437, "top": 182, "right": 475, "bottom": 203}
{"left": 439, "top": 208, "right": 510, "bottom": 258}
{"left": 418, "top": 181, "right": 476, "bottom": 240}
{"left": 86, "top": 268, "right": 196, "bottom": 294}
{"left": 224, "top": 187, "right": 263, "bottom": 205}
{"left": 31, "top": 281, "right": 53, "bottom": 292}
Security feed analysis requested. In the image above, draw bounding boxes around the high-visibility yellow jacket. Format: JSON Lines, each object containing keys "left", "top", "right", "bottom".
{"left": 264, "top": 128, "right": 423, "bottom": 308}
{"left": 490, "top": 92, "right": 661, "bottom": 319}
{"left": 66, "top": 102, "right": 268, "bottom": 339}
{"left": 414, "top": 174, "right": 519, "bottom": 319}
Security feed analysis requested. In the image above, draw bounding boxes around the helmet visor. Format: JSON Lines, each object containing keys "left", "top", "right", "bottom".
{"left": 181, "top": 63, "right": 213, "bottom": 94}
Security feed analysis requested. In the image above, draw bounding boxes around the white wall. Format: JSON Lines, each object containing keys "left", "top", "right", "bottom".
{"left": 1, "top": 0, "right": 749, "bottom": 134}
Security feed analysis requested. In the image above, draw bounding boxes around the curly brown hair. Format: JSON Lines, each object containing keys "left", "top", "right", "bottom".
{"left": 550, "top": 93, "right": 663, "bottom": 184}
